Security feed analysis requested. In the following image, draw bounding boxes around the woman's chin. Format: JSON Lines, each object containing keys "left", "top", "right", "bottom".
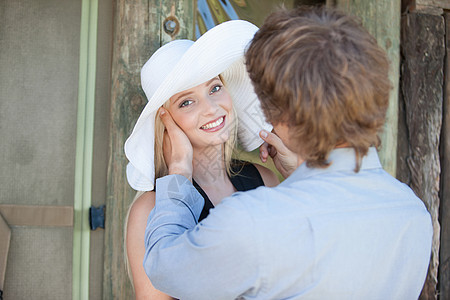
{"left": 193, "top": 133, "right": 230, "bottom": 149}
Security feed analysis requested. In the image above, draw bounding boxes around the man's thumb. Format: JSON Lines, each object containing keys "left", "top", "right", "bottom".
{"left": 259, "top": 130, "right": 284, "bottom": 151}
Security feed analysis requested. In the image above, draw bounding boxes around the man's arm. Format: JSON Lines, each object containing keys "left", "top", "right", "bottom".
{"left": 144, "top": 175, "right": 261, "bottom": 300}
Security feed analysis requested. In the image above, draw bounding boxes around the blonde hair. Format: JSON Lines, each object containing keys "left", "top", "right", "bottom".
{"left": 124, "top": 75, "right": 238, "bottom": 286}
{"left": 154, "top": 101, "right": 170, "bottom": 180}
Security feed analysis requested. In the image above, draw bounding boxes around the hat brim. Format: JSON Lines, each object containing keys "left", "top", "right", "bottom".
{"left": 124, "top": 20, "right": 272, "bottom": 191}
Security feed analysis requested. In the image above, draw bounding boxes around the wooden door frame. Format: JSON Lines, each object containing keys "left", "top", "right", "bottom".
{"left": 73, "top": 0, "right": 99, "bottom": 299}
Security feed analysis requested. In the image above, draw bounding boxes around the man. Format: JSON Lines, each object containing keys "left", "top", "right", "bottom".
{"left": 144, "top": 6, "right": 432, "bottom": 300}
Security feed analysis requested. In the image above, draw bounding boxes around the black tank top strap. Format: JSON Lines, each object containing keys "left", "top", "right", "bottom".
{"left": 193, "top": 179, "right": 215, "bottom": 222}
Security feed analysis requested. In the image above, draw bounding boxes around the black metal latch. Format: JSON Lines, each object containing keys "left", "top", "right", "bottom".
{"left": 89, "top": 205, "right": 105, "bottom": 230}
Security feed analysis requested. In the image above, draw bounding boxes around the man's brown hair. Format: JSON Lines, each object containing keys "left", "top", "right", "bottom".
{"left": 245, "top": 6, "right": 391, "bottom": 171}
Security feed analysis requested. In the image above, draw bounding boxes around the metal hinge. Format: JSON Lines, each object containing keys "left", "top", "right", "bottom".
{"left": 89, "top": 205, "right": 105, "bottom": 230}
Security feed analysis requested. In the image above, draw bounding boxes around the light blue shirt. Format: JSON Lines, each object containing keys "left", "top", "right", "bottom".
{"left": 144, "top": 148, "right": 432, "bottom": 300}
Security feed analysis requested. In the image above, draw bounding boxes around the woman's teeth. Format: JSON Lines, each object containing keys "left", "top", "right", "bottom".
{"left": 201, "top": 117, "right": 224, "bottom": 130}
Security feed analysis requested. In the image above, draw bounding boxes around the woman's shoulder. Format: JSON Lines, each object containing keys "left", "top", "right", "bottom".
{"left": 128, "top": 191, "right": 156, "bottom": 226}
{"left": 253, "top": 163, "right": 280, "bottom": 187}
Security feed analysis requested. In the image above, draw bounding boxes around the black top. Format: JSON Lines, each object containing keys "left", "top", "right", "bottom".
{"left": 193, "top": 160, "right": 264, "bottom": 222}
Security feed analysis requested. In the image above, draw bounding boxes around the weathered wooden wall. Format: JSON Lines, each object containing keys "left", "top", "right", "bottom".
{"left": 104, "top": 1, "right": 195, "bottom": 298}
{"left": 103, "top": 1, "right": 449, "bottom": 299}
{"left": 333, "top": 0, "right": 400, "bottom": 177}
{"left": 416, "top": 0, "right": 450, "bottom": 11}
{"left": 336, "top": 1, "right": 448, "bottom": 298}
{"left": 399, "top": 11, "right": 445, "bottom": 300}
{"left": 439, "top": 11, "right": 450, "bottom": 300}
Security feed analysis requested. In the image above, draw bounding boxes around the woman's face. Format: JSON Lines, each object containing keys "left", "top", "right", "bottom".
{"left": 167, "top": 76, "right": 234, "bottom": 149}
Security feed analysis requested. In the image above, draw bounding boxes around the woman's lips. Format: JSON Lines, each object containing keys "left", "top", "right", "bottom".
{"left": 200, "top": 116, "right": 225, "bottom": 132}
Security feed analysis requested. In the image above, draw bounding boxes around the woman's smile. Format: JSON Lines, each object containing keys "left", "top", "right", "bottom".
{"left": 200, "top": 116, "right": 225, "bottom": 132}
{"left": 167, "top": 76, "right": 233, "bottom": 148}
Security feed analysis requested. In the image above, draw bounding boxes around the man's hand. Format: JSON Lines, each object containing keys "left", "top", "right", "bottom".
{"left": 259, "top": 130, "right": 303, "bottom": 179}
{"left": 159, "top": 108, "right": 193, "bottom": 181}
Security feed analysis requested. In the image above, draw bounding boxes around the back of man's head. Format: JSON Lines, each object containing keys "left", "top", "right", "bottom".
{"left": 245, "top": 6, "right": 391, "bottom": 171}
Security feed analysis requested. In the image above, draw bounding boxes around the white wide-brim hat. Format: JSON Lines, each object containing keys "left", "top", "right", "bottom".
{"left": 124, "top": 20, "right": 272, "bottom": 191}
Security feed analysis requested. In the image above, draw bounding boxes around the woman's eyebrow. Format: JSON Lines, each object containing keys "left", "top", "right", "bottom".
{"left": 171, "top": 77, "right": 220, "bottom": 104}
{"left": 204, "top": 77, "right": 219, "bottom": 86}
{"left": 172, "top": 91, "right": 193, "bottom": 105}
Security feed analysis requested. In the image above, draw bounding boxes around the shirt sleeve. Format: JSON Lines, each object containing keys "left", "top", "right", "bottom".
{"left": 143, "top": 175, "right": 261, "bottom": 300}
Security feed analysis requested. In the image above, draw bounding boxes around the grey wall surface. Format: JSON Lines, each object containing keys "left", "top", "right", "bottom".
{"left": 1, "top": 0, "right": 112, "bottom": 298}
{"left": 0, "top": 0, "right": 81, "bottom": 298}
{"left": 0, "top": 0, "right": 80, "bottom": 207}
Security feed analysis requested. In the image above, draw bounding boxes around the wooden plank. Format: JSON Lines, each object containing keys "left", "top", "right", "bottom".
{"left": 400, "top": 12, "right": 445, "bottom": 300}
{"left": 104, "top": 1, "right": 155, "bottom": 298}
{"left": 161, "top": 0, "right": 196, "bottom": 45}
{"left": 439, "top": 11, "right": 450, "bottom": 300}
{"left": 416, "top": 0, "right": 450, "bottom": 10}
{"left": 104, "top": 1, "right": 156, "bottom": 298}
{"left": 334, "top": 0, "right": 400, "bottom": 177}
{"left": 104, "top": 0, "right": 195, "bottom": 299}
{"left": 0, "top": 205, "right": 73, "bottom": 227}
{"left": 0, "top": 213, "right": 11, "bottom": 291}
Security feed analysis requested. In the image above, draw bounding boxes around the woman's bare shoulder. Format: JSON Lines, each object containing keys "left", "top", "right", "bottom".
{"left": 126, "top": 191, "right": 155, "bottom": 251}
{"left": 128, "top": 191, "right": 156, "bottom": 226}
{"left": 253, "top": 163, "right": 280, "bottom": 187}
{"left": 126, "top": 191, "right": 175, "bottom": 299}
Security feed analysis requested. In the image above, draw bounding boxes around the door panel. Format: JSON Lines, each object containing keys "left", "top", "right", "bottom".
{"left": 5, "top": 227, "right": 73, "bottom": 299}
{"left": 0, "top": 0, "right": 80, "bottom": 207}
{"left": 0, "top": 0, "right": 111, "bottom": 299}
{"left": 0, "top": 0, "right": 81, "bottom": 298}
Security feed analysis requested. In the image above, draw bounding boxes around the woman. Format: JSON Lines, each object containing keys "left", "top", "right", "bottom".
{"left": 124, "top": 20, "right": 279, "bottom": 299}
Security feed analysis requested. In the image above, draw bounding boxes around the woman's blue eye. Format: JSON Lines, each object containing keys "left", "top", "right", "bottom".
{"left": 179, "top": 100, "right": 193, "bottom": 108}
{"left": 210, "top": 85, "right": 222, "bottom": 94}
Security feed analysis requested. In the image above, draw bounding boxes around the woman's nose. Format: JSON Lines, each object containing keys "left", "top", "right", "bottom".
{"left": 201, "top": 95, "right": 219, "bottom": 115}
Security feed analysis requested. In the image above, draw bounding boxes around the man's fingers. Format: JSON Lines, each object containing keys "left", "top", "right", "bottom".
{"left": 268, "top": 145, "right": 277, "bottom": 158}
{"left": 260, "top": 142, "right": 269, "bottom": 162}
{"left": 259, "top": 130, "right": 288, "bottom": 154}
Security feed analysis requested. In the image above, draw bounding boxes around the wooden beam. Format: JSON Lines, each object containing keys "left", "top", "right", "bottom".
{"left": 333, "top": 0, "right": 400, "bottom": 177}
{"left": 439, "top": 11, "right": 450, "bottom": 300}
{"left": 0, "top": 213, "right": 10, "bottom": 291}
{"left": 400, "top": 12, "right": 445, "bottom": 299}
{"left": 416, "top": 0, "right": 450, "bottom": 11}
{"left": 104, "top": 1, "right": 156, "bottom": 298}
{"left": 104, "top": 1, "right": 195, "bottom": 298}
{"left": 0, "top": 205, "right": 73, "bottom": 227}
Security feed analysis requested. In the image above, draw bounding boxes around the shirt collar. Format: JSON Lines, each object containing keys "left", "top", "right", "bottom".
{"left": 283, "top": 147, "right": 382, "bottom": 184}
